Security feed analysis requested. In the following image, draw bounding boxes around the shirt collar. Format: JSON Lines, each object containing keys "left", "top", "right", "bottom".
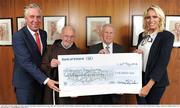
{"left": 143, "top": 31, "right": 158, "bottom": 39}
{"left": 27, "top": 26, "right": 40, "bottom": 36}
{"left": 149, "top": 31, "right": 158, "bottom": 38}
{"left": 61, "top": 41, "right": 73, "bottom": 49}
{"left": 103, "top": 42, "right": 112, "bottom": 48}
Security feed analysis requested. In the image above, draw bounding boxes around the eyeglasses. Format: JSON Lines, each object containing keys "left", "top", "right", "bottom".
{"left": 141, "top": 35, "right": 153, "bottom": 46}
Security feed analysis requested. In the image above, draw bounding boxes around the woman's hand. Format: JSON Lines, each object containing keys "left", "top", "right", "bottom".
{"left": 139, "top": 79, "right": 155, "bottom": 97}
{"left": 139, "top": 85, "right": 151, "bottom": 97}
{"left": 133, "top": 49, "right": 143, "bottom": 54}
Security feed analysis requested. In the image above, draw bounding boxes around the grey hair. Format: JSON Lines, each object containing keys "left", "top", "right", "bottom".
{"left": 24, "top": 3, "right": 42, "bottom": 17}
{"left": 101, "top": 24, "right": 114, "bottom": 32}
{"left": 61, "top": 25, "right": 76, "bottom": 34}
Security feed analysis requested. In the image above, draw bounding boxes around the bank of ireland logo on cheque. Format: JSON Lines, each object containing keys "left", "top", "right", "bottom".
{"left": 86, "top": 56, "right": 93, "bottom": 61}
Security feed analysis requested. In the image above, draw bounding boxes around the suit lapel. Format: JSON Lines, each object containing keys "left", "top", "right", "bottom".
{"left": 113, "top": 43, "right": 116, "bottom": 53}
{"left": 23, "top": 27, "right": 38, "bottom": 48}
{"left": 100, "top": 43, "right": 104, "bottom": 50}
{"left": 146, "top": 34, "right": 161, "bottom": 68}
{"left": 23, "top": 26, "right": 41, "bottom": 55}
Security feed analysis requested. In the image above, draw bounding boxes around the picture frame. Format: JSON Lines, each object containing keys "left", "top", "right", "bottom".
{"left": 43, "top": 16, "right": 66, "bottom": 45}
{"left": 165, "top": 15, "right": 180, "bottom": 47}
{"left": 0, "top": 18, "right": 13, "bottom": 45}
{"left": 16, "top": 17, "right": 26, "bottom": 30}
{"left": 86, "top": 16, "right": 111, "bottom": 46}
{"left": 132, "top": 15, "right": 144, "bottom": 46}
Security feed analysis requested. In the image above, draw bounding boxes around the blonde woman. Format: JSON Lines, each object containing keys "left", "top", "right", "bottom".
{"left": 134, "top": 5, "right": 174, "bottom": 104}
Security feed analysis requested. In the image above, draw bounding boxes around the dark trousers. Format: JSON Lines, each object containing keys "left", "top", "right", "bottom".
{"left": 15, "top": 86, "right": 44, "bottom": 104}
{"left": 55, "top": 92, "right": 92, "bottom": 104}
{"left": 136, "top": 87, "right": 166, "bottom": 104}
{"left": 90, "top": 94, "right": 122, "bottom": 104}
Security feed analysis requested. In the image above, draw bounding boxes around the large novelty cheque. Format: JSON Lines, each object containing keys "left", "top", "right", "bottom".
{"left": 58, "top": 53, "right": 142, "bottom": 97}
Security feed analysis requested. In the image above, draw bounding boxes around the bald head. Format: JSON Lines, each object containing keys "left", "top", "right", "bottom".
{"left": 61, "top": 26, "right": 76, "bottom": 48}
{"left": 61, "top": 26, "right": 75, "bottom": 34}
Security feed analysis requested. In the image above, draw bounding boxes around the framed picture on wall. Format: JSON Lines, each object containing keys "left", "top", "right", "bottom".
{"left": 165, "top": 15, "right": 180, "bottom": 47}
{"left": 43, "top": 16, "right": 66, "bottom": 45}
{"left": 16, "top": 17, "right": 26, "bottom": 30}
{"left": 0, "top": 18, "right": 13, "bottom": 45}
{"left": 86, "top": 16, "right": 111, "bottom": 46}
{"left": 132, "top": 15, "right": 144, "bottom": 46}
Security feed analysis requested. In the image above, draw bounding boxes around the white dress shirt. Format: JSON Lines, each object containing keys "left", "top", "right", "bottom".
{"left": 103, "top": 42, "right": 113, "bottom": 54}
{"left": 138, "top": 32, "right": 157, "bottom": 72}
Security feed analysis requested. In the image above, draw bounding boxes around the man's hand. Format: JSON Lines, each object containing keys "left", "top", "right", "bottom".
{"left": 50, "top": 59, "right": 60, "bottom": 68}
{"left": 98, "top": 49, "right": 110, "bottom": 54}
{"left": 47, "top": 79, "right": 60, "bottom": 92}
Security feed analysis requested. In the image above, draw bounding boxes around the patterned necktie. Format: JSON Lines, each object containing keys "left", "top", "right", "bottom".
{"left": 35, "top": 32, "right": 41, "bottom": 53}
{"left": 106, "top": 45, "right": 110, "bottom": 53}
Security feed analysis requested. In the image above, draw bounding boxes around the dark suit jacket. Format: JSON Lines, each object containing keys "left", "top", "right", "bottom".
{"left": 88, "top": 42, "right": 124, "bottom": 54}
{"left": 88, "top": 42, "right": 124, "bottom": 104}
{"left": 12, "top": 26, "right": 47, "bottom": 89}
{"left": 137, "top": 30, "right": 174, "bottom": 87}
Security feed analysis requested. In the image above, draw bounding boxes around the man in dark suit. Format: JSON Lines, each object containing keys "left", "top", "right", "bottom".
{"left": 88, "top": 24, "right": 124, "bottom": 104}
{"left": 12, "top": 3, "right": 59, "bottom": 104}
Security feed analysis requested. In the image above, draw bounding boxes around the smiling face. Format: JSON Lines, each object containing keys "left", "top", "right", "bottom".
{"left": 145, "top": 9, "right": 160, "bottom": 33}
{"left": 61, "top": 26, "right": 75, "bottom": 47}
{"left": 25, "top": 8, "right": 42, "bottom": 32}
{"left": 101, "top": 26, "right": 114, "bottom": 45}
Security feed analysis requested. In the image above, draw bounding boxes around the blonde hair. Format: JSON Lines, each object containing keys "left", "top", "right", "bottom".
{"left": 143, "top": 5, "right": 165, "bottom": 34}
{"left": 24, "top": 3, "right": 42, "bottom": 17}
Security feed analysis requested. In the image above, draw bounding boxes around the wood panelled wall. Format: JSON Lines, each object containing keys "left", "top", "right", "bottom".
{"left": 0, "top": 0, "right": 179, "bottom": 104}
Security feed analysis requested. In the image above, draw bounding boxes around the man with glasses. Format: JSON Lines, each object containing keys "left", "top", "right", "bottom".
{"left": 41, "top": 25, "right": 84, "bottom": 104}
